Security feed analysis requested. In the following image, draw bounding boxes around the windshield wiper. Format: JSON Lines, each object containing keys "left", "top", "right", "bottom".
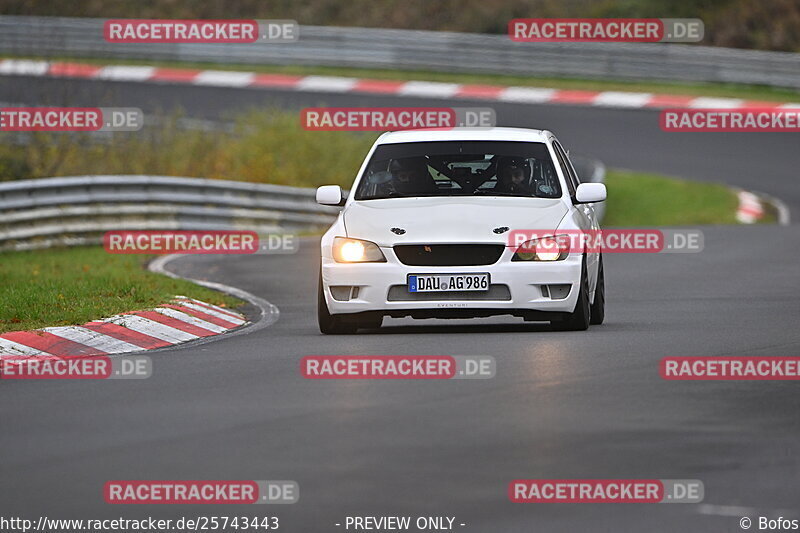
{"left": 472, "top": 190, "right": 527, "bottom": 197}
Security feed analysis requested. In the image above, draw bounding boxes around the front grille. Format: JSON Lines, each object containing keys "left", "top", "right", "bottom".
{"left": 393, "top": 244, "right": 504, "bottom": 266}
{"left": 387, "top": 284, "right": 511, "bottom": 301}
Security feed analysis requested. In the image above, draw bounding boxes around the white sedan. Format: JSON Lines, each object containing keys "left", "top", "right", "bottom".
{"left": 315, "top": 127, "right": 606, "bottom": 334}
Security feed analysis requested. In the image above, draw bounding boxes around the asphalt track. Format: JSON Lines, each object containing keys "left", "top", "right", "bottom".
{"left": 1, "top": 76, "right": 799, "bottom": 532}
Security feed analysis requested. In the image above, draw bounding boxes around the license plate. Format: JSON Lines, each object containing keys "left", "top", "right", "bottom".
{"left": 408, "top": 273, "right": 490, "bottom": 292}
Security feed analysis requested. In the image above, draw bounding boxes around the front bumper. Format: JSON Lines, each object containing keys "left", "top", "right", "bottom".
{"left": 321, "top": 245, "right": 582, "bottom": 318}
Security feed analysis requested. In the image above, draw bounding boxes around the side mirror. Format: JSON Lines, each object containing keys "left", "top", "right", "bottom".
{"left": 316, "top": 185, "right": 345, "bottom": 206}
{"left": 575, "top": 183, "right": 607, "bottom": 204}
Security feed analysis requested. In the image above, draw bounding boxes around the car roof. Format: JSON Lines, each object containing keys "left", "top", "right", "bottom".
{"left": 375, "top": 127, "right": 552, "bottom": 145}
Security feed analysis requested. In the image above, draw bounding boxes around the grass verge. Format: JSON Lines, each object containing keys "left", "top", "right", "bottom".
{"left": 0, "top": 109, "right": 755, "bottom": 226}
{"left": 9, "top": 54, "right": 800, "bottom": 104}
{"left": 0, "top": 110, "right": 376, "bottom": 187}
{"left": 0, "top": 173, "right": 746, "bottom": 334}
{"left": 603, "top": 169, "right": 740, "bottom": 226}
{"left": 0, "top": 247, "right": 242, "bottom": 334}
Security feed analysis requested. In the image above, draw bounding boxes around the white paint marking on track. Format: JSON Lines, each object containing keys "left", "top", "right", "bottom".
{"left": 192, "top": 70, "right": 256, "bottom": 87}
{"left": 149, "top": 255, "right": 279, "bottom": 350}
{"left": 498, "top": 87, "right": 557, "bottom": 103}
{"left": 297, "top": 76, "right": 358, "bottom": 92}
{"left": 689, "top": 97, "right": 745, "bottom": 109}
{"left": 105, "top": 314, "right": 199, "bottom": 343}
{"left": 593, "top": 91, "right": 653, "bottom": 108}
{"left": 398, "top": 81, "right": 461, "bottom": 98}
{"left": 0, "top": 337, "right": 47, "bottom": 356}
{"left": 42, "top": 326, "right": 142, "bottom": 354}
{"left": 174, "top": 296, "right": 245, "bottom": 320}
{"left": 96, "top": 66, "right": 156, "bottom": 81}
{"left": 153, "top": 308, "right": 229, "bottom": 333}
{"left": 0, "top": 59, "right": 50, "bottom": 75}
{"left": 5, "top": 59, "right": 800, "bottom": 113}
{"left": 175, "top": 302, "right": 245, "bottom": 325}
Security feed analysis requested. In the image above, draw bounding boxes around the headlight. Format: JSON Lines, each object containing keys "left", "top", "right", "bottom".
{"left": 512, "top": 235, "right": 570, "bottom": 261}
{"left": 333, "top": 237, "right": 386, "bottom": 263}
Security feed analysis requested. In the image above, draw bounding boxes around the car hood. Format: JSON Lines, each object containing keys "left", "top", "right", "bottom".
{"left": 343, "top": 197, "right": 569, "bottom": 246}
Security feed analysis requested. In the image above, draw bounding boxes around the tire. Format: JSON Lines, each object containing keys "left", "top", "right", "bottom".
{"left": 551, "top": 262, "right": 591, "bottom": 331}
{"left": 318, "top": 270, "right": 357, "bottom": 335}
{"left": 590, "top": 255, "right": 605, "bottom": 325}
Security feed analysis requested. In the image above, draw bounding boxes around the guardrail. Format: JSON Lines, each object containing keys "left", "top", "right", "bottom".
{"left": 1, "top": 16, "right": 799, "bottom": 89}
{"left": 0, "top": 158, "right": 604, "bottom": 251}
{"left": 0, "top": 176, "right": 339, "bottom": 250}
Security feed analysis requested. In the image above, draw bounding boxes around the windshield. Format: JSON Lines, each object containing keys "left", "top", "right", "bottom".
{"left": 354, "top": 141, "right": 562, "bottom": 200}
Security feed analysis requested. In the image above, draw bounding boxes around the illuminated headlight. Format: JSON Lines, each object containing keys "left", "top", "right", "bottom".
{"left": 512, "top": 235, "right": 570, "bottom": 262}
{"left": 333, "top": 237, "right": 386, "bottom": 263}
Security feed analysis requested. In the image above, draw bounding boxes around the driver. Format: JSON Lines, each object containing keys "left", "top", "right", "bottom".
{"left": 496, "top": 157, "right": 532, "bottom": 195}
{"left": 389, "top": 157, "right": 437, "bottom": 195}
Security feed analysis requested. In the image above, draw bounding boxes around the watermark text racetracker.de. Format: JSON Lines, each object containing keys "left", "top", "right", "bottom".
{"left": 0, "top": 356, "right": 151, "bottom": 380}
{"left": 301, "top": 107, "right": 496, "bottom": 131}
{"left": 661, "top": 109, "right": 800, "bottom": 132}
{"left": 509, "top": 18, "right": 703, "bottom": 43}
{"left": 104, "top": 19, "right": 298, "bottom": 43}
{"left": 509, "top": 479, "right": 704, "bottom": 503}
{"left": 661, "top": 357, "right": 800, "bottom": 380}
{"left": 103, "top": 231, "right": 299, "bottom": 255}
{"left": 508, "top": 229, "right": 704, "bottom": 254}
{"left": 301, "top": 356, "right": 495, "bottom": 379}
{"left": 104, "top": 480, "right": 299, "bottom": 504}
{"left": 0, "top": 107, "right": 143, "bottom": 132}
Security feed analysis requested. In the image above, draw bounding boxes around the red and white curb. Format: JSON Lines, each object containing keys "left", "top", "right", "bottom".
{"left": 736, "top": 191, "right": 765, "bottom": 224}
{"left": 735, "top": 190, "right": 791, "bottom": 225}
{"left": 2, "top": 58, "right": 799, "bottom": 111}
{"left": 0, "top": 296, "right": 246, "bottom": 361}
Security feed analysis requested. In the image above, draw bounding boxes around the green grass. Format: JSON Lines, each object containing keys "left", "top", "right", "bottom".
{"left": 0, "top": 247, "right": 242, "bottom": 334}
{"left": 603, "top": 169, "right": 741, "bottom": 226}
{"left": 0, "top": 171, "right": 756, "bottom": 336}
{"left": 0, "top": 110, "right": 377, "bottom": 186}
{"left": 0, "top": 108, "right": 758, "bottom": 227}
{"left": 11, "top": 54, "right": 800, "bottom": 104}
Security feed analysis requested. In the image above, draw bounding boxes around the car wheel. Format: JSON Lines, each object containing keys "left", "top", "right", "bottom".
{"left": 551, "top": 262, "right": 591, "bottom": 331}
{"left": 318, "top": 269, "right": 357, "bottom": 335}
{"left": 589, "top": 255, "right": 605, "bottom": 325}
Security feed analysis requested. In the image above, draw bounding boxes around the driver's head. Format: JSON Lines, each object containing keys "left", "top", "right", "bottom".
{"left": 390, "top": 157, "right": 427, "bottom": 184}
{"left": 497, "top": 157, "right": 531, "bottom": 186}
